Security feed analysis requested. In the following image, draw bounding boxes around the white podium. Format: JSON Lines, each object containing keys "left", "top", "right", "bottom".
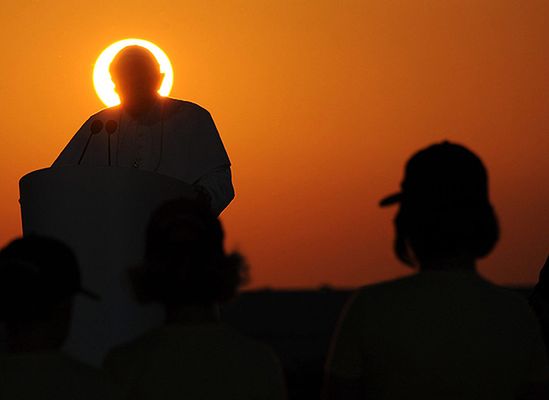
{"left": 19, "top": 166, "right": 196, "bottom": 365}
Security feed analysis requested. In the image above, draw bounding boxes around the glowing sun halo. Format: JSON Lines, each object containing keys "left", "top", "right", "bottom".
{"left": 93, "top": 38, "right": 174, "bottom": 107}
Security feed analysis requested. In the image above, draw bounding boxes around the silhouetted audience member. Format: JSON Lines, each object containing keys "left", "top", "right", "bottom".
{"left": 324, "top": 141, "right": 549, "bottom": 399}
{"left": 530, "top": 256, "right": 549, "bottom": 358}
{"left": 103, "top": 198, "right": 286, "bottom": 400}
{"left": 0, "top": 235, "right": 119, "bottom": 399}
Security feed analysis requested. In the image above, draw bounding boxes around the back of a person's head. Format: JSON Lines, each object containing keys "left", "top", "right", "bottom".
{"left": 380, "top": 141, "right": 499, "bottom": 266}
{"left": 134, "top": 198, "right": 247, "bottom": 306}
{"left": 0, "top": 235, "right": 83, "bottom": 324}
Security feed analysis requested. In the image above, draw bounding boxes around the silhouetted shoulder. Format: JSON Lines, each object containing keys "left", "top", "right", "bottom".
{"left": 81, "top": 100, "right": 206, "bottom": 122}
{"left": 60, "top": 354, "right": 120, "bottom": 393}
{"left": 103, "top": 325, "right": 161, "bottom": 370}
{"left": 354, "top": 271, "right": 522, "bottom": 299}
{"left": 0, "top": 352, "right": 120, "bottom": 400}
{"left": 160, "top": 98, "right": 212, "bottom": 120}
{"left": 84, "top": 99, "right": 215, "bottom": 127}
{"left": 106, "top": 322, "right": 277, "bottom": 365}
{"left": 349, "top": 273, "right": 426, "bottom": 303}
{"left": 216, "top": 323, "right": 282, "bottom": 362}
{"left": 87, "top": 105, "right": 122, "bottom": 121}
{"left": 476, "top": 280, "right": 543, "bottom": 323}
{"left": 348, "top": 271, "right": 538, "bottom": 328}
{"left": 104, "top": 323, "right": 285, "bottom": 399}
{"left": 167, "top": 98, "right": 209, "bottom": 113}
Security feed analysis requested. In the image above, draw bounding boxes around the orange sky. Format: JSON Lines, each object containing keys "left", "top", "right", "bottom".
{"left": 1, "top": 1, "right": 548, "bottom": 288}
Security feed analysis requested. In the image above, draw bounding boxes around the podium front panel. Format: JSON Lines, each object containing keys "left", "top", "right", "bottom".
{"left": 19, "top": 166, "right": 196, "bottom": 365}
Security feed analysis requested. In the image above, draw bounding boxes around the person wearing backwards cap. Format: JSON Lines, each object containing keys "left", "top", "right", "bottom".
{"left": 324, "top": 141, "right": 549, "bottom": 400}
{"left": 0, "top": 235, "right": 120, "bottom": 400}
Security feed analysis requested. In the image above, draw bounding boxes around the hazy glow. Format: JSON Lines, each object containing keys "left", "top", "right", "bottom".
{"left": 93, "top": 38, "right": 174, "bottom": 107}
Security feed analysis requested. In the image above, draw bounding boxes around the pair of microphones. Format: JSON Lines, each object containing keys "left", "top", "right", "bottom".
{"left": 77, "top": 119, "right": 119, "bottom": 166}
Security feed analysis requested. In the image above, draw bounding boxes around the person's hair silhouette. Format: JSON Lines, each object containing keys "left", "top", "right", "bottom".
{"left": 109, "top": 45, "right": 165, "bottom": 116}
{"left": 104, "top": 199, "right": 286, "bottom": 399}
{"left": 324, "top": 141, "right": 549, "bottom": 400}
{"left": 132, "top": 198, "right": 247, "bottom": 311}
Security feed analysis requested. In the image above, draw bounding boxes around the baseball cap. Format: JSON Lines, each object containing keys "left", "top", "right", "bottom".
{"left": 379, "top": 141, "right": 490, "bottom": 208}
{"left": 0, "top": 235, "right": 98, "bottom": 319}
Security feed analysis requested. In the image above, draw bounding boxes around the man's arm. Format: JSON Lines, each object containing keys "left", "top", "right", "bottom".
{"left": 194, "top": 166, "right": 235, "bottom": 216}
{"left": 182, "top": 104, "right": 234, "bottom": 215}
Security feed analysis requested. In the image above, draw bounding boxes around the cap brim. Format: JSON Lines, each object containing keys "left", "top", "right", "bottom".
{"left": 379, "top": 192, "right": 402, "bottom": 207}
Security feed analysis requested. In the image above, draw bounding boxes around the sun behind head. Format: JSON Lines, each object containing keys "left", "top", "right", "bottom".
{"left": 93, "top": 39, "right": 174, "bottom": 107}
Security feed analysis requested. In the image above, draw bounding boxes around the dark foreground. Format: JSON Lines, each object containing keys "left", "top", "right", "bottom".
{"left": 222, "top": 287, "right": 532, "bottom": 400}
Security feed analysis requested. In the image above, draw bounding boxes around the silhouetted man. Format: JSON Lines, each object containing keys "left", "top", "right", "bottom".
{"left": 324, "top": 141, "right": 549, "bottom": 400}
{"left": 53, "top": 46, "right": 234, "bottom": 215}
{"left": 104, "top": 199, "right": 286, "bottom": 400}
{"left": 0, "top": 235, "right": 120, "bottom": 399}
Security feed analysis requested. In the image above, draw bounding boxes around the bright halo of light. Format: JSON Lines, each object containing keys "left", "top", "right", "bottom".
{"left": 93, "top": 38, "right": 174, "bottom": 107}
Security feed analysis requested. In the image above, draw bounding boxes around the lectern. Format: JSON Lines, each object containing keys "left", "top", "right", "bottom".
{"left": 19, "top": 166, "right": 196, "bottom": 365}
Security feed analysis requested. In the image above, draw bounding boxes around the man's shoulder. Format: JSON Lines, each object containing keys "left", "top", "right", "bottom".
{"left": 90, "top": 99, "right": 212, "bottom": 123}
{"left": 476, "top": 281, "right": 535, "bottom": 315}
{"left": 105, "top": 327, "right": 159, "bottom": 363}
{"left": 353, "top": 273, "right": 418, "bottom": 297}
{"left": 1, "top": 352, "right": 112, "bottom": 384}
{"left": 165, "top": 98, "right": 212, "bottom": 118}
{"left": 106, "top": 324, "right": 275, "bottom": 366}
{"left": 352, "top": 271, "right": 534, "bottom": 316}
{"left": 209, "top": 324, "right": 282, "bottom": 372}
{"left": 88, "top": 105, "right": 121, "bottom": 120}
{"left": 167, "top": 98, "right": 207, "bottom": 110}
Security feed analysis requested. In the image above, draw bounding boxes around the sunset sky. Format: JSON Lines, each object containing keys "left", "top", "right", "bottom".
{"left": 1, "top": 1, "right": 548, "bottom": 288}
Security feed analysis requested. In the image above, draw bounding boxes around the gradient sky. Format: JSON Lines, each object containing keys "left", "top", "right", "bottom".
{"left": 1, "top": 1, "right": 548, "bottom": 288}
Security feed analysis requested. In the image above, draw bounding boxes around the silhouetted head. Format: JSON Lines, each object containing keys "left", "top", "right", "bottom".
{"left": 109, "top": 46, "right": 164, "bottom": 109}
{"left": 0, "top": 235, "right": 96, "bottom": 351}
{"left": 380, "top": 141, "right": 499, "bottom": 268}
{"left": 132, "top": 198, "right": 247, "bottom": 308}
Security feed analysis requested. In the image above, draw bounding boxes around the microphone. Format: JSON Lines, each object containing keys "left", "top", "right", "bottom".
{"left": 78, "top": 120, "right": 103, "bottom": 165}
{"left": 105, "top": 120, "right": 118, "bottom": 166}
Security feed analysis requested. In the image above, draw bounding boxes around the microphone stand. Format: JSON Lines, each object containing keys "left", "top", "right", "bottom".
{"left": 105, "top": 120, "right": 118, "bottom": 166}
{"left": 78, "top": 120, "right": 103, "bottom": 165}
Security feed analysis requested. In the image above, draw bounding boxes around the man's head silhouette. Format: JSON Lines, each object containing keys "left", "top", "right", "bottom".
{"left": 109, "top": 46, "right": 164, "bottom": 113}
{"left": 130, "top": 198, "right": 247, "bottom": 317}
{"left": 380, "top": 141, "right": 499, "bottom": 268}
{"left": 0, "top": 235, "right": 97, "bottom": 352}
